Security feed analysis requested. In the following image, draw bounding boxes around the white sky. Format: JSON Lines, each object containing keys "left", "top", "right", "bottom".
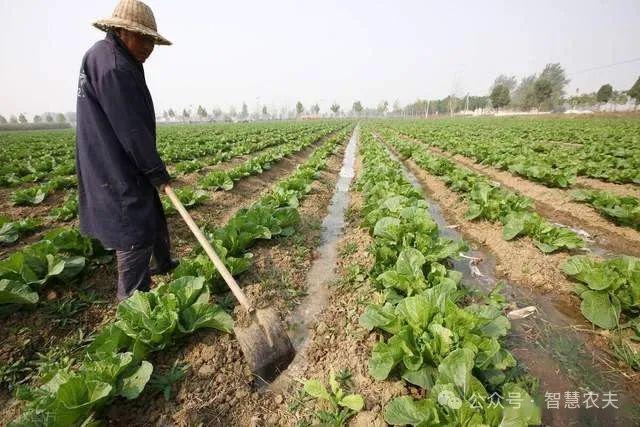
{"left": 1, "top": 0, "right": 639, "bottom": 117}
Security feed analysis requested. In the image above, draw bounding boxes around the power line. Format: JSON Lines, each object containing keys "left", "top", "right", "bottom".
{"left": 570, "top": 57, "right": 640, "bottom": 76}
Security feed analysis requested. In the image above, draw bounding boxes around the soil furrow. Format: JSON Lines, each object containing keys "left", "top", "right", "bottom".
{"left": 400, "top": 136, "right": 640, "bottom": 257}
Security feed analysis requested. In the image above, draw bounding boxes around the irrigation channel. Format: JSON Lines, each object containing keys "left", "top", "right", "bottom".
{"left": 384, "top": 144, "right": 640, "bottom": 426}
{"left": 269, "top": 127, "right": 359, "bottom": 391}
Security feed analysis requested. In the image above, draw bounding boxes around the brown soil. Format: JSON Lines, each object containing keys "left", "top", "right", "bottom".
{"left": 575, "top": 176, "right": 640, "bottom": 199}
{"left": 103, "top": 138, "right": 350, "bottom": 426}
{"left": 412, "top": 142, "right": 640, "bottom": 257}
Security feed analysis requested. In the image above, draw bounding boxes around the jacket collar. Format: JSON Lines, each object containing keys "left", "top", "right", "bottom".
{"left": 106, "top": 31, "right": 143, "bottom": 71}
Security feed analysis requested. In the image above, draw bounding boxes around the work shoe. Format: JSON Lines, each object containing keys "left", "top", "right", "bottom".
{"left": 149, "top": 259, "right": 179, "bottom": 276}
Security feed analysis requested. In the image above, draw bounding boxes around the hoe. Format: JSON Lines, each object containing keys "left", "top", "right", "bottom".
{"left": 165, "top": 185, "right": 295, "bottom": 379}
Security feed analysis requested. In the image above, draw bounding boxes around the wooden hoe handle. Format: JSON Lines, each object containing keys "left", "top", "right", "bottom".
{"left": 164, "top": 185, "right": 253, "bottom": 313}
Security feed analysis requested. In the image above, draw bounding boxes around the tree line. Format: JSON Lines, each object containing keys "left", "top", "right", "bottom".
{"left": 490, "top": 64, "right": 640, "bottom": 112}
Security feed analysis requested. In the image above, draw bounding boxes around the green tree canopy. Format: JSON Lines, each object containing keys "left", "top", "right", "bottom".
{"left": 596, "top": 84, "right": 613, "bottom": 103}
{"left": 182, "top": 109, "right": 190, "bottom": 118}
{"left": 262, "top": 105, "right": 268, "bottom": 116}
{"left": 241, "top": 102, "right": 249, "bottom": 118}
{"left": 490, "top": 84, "right": 510, "bottom": 110}
{"left": 491, "top": 75, "right": 518, "bottom": 92}
{"left": 539, "top": 63, "right": 569, "bottom": 107}
{"left": 168, "top": 108, "right": 175, "bottom": 118}
{"left": 9, "top": 115, "right": 18, "bottom": 124}
{"left": 197, "top": 105, "right": 207, "bottom": 118}
{"left": 330, "top": 103, "right": 340, "bottom": 115}
{"left": 534, "top": 78, "right": 553, "bottom": 109}
{"left": 18, "top": 113, "right": 27, "bottom": 123}
{"left": 629, "top": 76, "right": 640, "bottom": 105}
{"left": 45, "top": 114, "right": 53, "bottom": 123}
{"left": 55, "top": 113, "right": 66, "bottom": 123}
{"left": 311, "top": 103, "right": 320, "bottom": 114}
{"left": 512, "top": 75, "right": 537, "bottom": 110}
{"left": 296, "top": 101, "right": 304, "bottom": 115}
{"left": 0, "top": 115, "right": 7, "bottom": 124}
{"left": 352, "top": 101, "right": 363, "bottom": 115}
{"left": 377, "top": 100, "right": 389, "bottom": 114}
{"left": 33, "top": 115, "right": 42, "bottom": 123}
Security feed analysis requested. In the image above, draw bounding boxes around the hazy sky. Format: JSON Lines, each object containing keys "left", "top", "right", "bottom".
{"left": 1, "top": 0, "right": 639, "bottom": 117}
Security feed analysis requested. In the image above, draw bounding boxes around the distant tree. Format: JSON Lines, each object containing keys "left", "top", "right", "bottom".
{"left": 534, "top": 78, "right": 553, "bottom": 110}
{"left": 491, "top": 75, "right": 518, "bottom": 92}
{"left": 311, "top": 103, "right": 320, "bottom": 115}
{"left": 568, "top": 92, "right": 597, "bottom": 107}
{"left": 392, "top": 100, "right": 402, "bottom": 114}
{"left": 330, "top": 103, "right": 340, "bottom": 116}
{"left": 629, "top": 76, "right": 640, "bottom": 108}
{"left": 262, "top": 105, "right": 268, "bottom": 116}
{"left": 539, "top": 63, "right": 569, "bottom": 108}
{"left": 33, "top": 115, "right": 42, "bottom": 123}
{"left": 596, "top": 84, "right": 613, "bottom": 103}
{"left": 162, "top": 110, "right": 169, "bottom": 120}
{"left": 490, "top": 84, "right": 510, "bottom": 110}
{"left": 295, "top": 102, "right": 304, "bottom": 115}
{"left": 511, "top": 75, "right": 537, "bottom": 110}
{"left": 0, "top": 115, "right": 6, "bottom": 124}
{"left": 352, "top": 101, "right": 363, "bottom": 116}
{"left": 18, "top": 113, "right": 27, "bottom": 124}
{"left": 377, "top": 100, "right": 389, "bottom": 115}
{"left": 241, "top": 102, "right": 249, "bottom": 119}
{"left": 182, "top": 109, "right": 190, "bottom": 119}
{"left": 45, "top": 114, "right": 53, "bottom": 123}
{"left": 168, "top": 108, "right": 175, "bottom": 118}
{"left": 55, "top": 113, "right": 66, "bottom": 123}
{"left": 197, "top": 105, "right": 207, "bottom": 118}
{"left": 9, "top": 115, "right": 18, "bottom": 124}
{"left": 229, "top": 106, "right": 237, "bottom": 117}
{"left": 467, "top": 96, "right": 490, "bottom": 111}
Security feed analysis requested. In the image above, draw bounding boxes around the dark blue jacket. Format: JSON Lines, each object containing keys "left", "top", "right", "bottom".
{"left": 75, "top": 32, "right": 170, "bottom": 251}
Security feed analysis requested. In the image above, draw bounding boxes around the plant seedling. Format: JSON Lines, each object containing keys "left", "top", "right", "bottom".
{"left": 302, "top": 370, "right": 364, "bottom": 426}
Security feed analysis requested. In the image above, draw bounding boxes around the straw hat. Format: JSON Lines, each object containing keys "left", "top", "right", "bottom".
{"left": 93, "top": 0, "right": 171, "bottom": 46}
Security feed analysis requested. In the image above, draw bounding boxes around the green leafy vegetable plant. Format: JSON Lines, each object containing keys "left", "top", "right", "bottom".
{"left": 302, "top": 371, "right": 364, "bottom": 426}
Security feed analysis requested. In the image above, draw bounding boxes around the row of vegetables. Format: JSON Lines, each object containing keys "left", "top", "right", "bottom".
{"left": 377, "top": 129, "right": 585, "bottom": 254}
{"left": 356, "top": 130, "right": 541, "bottom": 426}
{"left": 386, "top": 118, "right": 640, "bottom": 187}
{"left": 0, "top": 122, "right": 346, "bottom": 188}
{"left": 9, "top": 127, "right": 352, "bottom": 426}
{"left": 1, "top": 123, "right": 348, "bottom": 247}
{"left": 372, "top": 128, "right": 640, "bottom": 369}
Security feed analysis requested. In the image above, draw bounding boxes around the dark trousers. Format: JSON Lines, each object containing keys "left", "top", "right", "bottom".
{"left": 115, "top": 216, "right": 172, "bottom": 300}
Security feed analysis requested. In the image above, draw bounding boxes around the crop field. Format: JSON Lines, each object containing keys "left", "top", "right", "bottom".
{"left": 1, "top": 115, "right": 639, "bottom": 426}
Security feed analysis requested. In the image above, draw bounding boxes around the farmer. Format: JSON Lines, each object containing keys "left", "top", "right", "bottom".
{"left": 75, "top": 0, "right": 177, "bottom": 300}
